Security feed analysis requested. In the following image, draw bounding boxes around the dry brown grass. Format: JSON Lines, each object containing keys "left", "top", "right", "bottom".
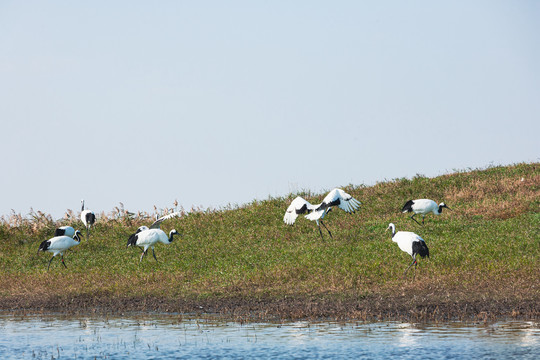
{"left": 445, "top": 173, "right": 539, "bottom": 219}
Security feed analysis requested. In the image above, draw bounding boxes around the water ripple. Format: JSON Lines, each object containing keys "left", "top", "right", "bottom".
{"left": 0, "top": 315, "right": 538, "bottom": 359}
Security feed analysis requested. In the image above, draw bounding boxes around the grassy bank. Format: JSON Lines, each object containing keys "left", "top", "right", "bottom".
{"left": 0, "top": 163, "right": 538, "bottom": 321}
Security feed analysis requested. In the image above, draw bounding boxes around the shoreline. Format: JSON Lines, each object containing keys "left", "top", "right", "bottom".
{"left": 1, "top": 294, "right": 538, "bottom": 323}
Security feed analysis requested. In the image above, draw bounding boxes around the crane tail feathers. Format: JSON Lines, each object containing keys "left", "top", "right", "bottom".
{"left": 402, "top": 200, "right": 414, "bottom": 213}
{"left": 413, "top": 240, "right": 430, "bottom": 258}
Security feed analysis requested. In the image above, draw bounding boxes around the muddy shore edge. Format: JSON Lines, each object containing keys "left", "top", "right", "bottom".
{"left": 2, "top": 294, "right": 538, "bottom": 322}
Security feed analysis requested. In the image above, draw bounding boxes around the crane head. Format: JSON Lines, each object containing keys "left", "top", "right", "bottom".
{"left": 440, "top": 202, "right": 452, "bottom": 210}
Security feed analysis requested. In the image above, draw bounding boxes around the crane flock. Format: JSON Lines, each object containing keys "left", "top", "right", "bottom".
{"left": 35, "top": 194, "right": 451, "bottom": 279}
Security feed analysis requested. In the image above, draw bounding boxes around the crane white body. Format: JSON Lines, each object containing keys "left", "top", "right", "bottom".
{"left": 128, "top": 228, "right": 178, "bottom": 263}
{"left": 387, "top": 223, "right": 429, "bottom": 279}
{"left": 38, "top": 231, "right": 82, "bottom": 270}
{"left": 284, "top": 188, "right": 361, "bottom": 239}
{"left": 80, "top": 199, "right": 96, "bottom": 238}
{"left": 401, "top": 199, "right": 450, "bottom": 225}
{"left": 126, "top": 212, "right": 182, "bottom": 263}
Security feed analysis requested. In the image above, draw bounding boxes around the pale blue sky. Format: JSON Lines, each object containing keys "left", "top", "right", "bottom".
{"left": 1, "top": 1, "right": 538, "bottom": 219}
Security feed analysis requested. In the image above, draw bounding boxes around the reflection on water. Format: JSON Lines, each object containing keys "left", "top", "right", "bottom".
{"left": 0, "top": 314, "right": 538, "bottom": 359}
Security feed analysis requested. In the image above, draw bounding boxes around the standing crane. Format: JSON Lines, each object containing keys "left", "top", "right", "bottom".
{"left": 80, "top": 199, "right": 96, "bottom": 239}
{"left": 386, "top": 223, "right": 429, "bottom": 279}
{"left": 38, "top": 230, "right": 82, "bottom": 271}
{"left": 127, "top": 212, "right": 182, "bottom": 264}
{"left": 401, "top": 199, "right": 451, "bottom": 225}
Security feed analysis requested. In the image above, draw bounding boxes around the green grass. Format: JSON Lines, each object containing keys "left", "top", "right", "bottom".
{"left": 0, "top": 163, "right": 538, "bottom": 314}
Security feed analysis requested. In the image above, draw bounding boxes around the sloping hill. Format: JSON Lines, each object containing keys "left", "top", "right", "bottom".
{"left": 0, "top": 163, "right": 538, "bottom": 321}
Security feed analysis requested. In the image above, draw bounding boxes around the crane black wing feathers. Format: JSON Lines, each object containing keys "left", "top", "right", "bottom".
{"left": 412, "top": 240, "right": 429, "bottom": 258}
{"left": 295, "top": 203, "right": 311, "bottom": 215}
{"left": 127, "top": 233, "right": 139, "bottom": 247}
{"left": 38, "top": 240, "right": 50, "bottom": 252}
{"left": 85, "top": 212, "right": 96, "bottom": 225}
{"left": 318, "top": 198, "right": 341, "bottom": 210}
{"left": 402, "top": 200, "right": 414, "bottom": 213}
{"left": 54, "top": 228, "right": 65, "bottom": 237}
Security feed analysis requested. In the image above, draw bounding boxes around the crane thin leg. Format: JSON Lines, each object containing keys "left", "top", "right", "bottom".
{"left": 47, "top": 256, "right": 55, "bottom": 271}
{"left": 320, "top": 220, "right": 333, "bottom": 239}
{"left": 410, "top": 214, "right": 422, "bottom": 226}
{"left": 317, "top": 225, "right": 324, "bottom": 240}
{"left": 139, "top": 250, "right": 147, "bottom": 264}
{"left": 403, "top": 258, "right": 417, "bottom": 278}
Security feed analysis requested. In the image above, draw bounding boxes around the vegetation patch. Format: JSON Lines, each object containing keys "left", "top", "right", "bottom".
{"left": 1, "top": 163, "right": 538, "bottom": 321}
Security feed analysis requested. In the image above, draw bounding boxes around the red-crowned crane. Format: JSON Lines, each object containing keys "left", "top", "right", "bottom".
{"left": 80, "top": 199, "right": 96, "bottom": 239}
{"left": 127, "top": 212, "right": 182, "bottom": 264}
{"left": 54, "top": 226, "right": 75, "bottom": 237}
{"left": 401, "top": 199, "right": 451, "bottom": 225}
{"left": 38, "top": 230, "right": 82, "bottom": 271}
{"left": 284, "top": 188, "right": 361, "bottom": 239}
{"left": 386, "top": 223, "right": 429, "bottom": 279}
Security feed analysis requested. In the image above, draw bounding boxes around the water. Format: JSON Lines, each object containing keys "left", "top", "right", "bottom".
{"left": 0, "top": 314, "right": 538, "bottom": 359}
